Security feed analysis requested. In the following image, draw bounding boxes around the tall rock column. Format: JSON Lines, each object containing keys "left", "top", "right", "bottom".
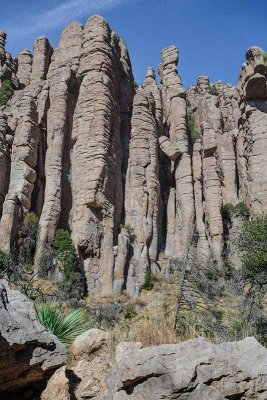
{"left": 124, "top": 69, "right": 161, "bottom": 294}
{"left": 160, "top": 46, "right": 194, "bottom": 259}
{"left": 0, "top": 112, "right": 9, "bottom": 218}
{"left": 17, "top": 49, "right": 33, "bottom": 87}
{"left": 70, "top": 16, "right": 124, "bottom": 294}
{"left": 0, "top": 94, "right": 39, "bottom": 252}
{"left": 187, "top": 77, "right": 224, "bottom": 267}
{"left": 236, "top": 47, "right": 267, "bottom": 215}
{"left": 34, "top": 21, "right": 82, "bottom": 274}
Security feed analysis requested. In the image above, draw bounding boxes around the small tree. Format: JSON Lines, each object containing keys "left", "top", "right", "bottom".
{"left": 0, "top": 80, "right": 14, "bottom": 106}
{"left": 18, "top": 212, "right": 39, "bottom": 266}
{"left": 238, "top": 216, "right": 267, "bottom": 286}
{"left": 53, "top": 229, "right": 79, "bottom": 281}
{"left": 186, "top": 101, "right": 201, "bottom": 144}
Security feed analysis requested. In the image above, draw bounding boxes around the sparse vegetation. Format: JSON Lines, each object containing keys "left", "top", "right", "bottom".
{"left": 238, "top": 216, "right": 267, "bottom": 286}
{"left": 0, "top": 80, "right": 14, "bottom": 106}
{"left": 186, "top": 100, "right": 201, "bottom": 144}
{"left": 18, "top": 212, "right": 39, "bottom": 266}
{"left": 119, "top": 224, "right": 136, "bottom": 243}
{"left": 23, "top": 263, "right": 34, "bottom": 273}
{"left": 262, "top": 51, "right": 267, "bottom": 66}
{"left": 142, "top": 272, "right": 159, "bottom": 291}
{"left": 209, "top": 85, "right": 219, "bottom": 96}
{"left": 222, "top": 202, "right": 250, "bottom": 226}
{"left": 0, "top": 250, "right": 7, "bottom": 271}
{"left": 36, "top": 302, "right": 92, "bottom": 346}
{"left": 124, "top": 303, "right": 137, "bottom": 319}
{"left": 53, "top": 229, "right": 79, "bottom": 280}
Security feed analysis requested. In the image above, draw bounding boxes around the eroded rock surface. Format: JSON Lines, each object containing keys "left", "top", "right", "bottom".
{"left": 0, "top": 18, "right": 266, "bottom": 294}
{"left": 42, "top": 336, "right": 267, "bottom": 399}
{"left": 0, "top": 280, "right": 67, "bottom": 398}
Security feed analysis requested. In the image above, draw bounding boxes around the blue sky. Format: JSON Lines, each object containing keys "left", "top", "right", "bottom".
{"left": 1, "top": 0, "right": 267, "bottom": 87}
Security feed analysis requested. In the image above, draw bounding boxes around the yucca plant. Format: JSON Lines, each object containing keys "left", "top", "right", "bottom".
{"left": 36, "top": 302, "right": 92, "bottom": 346}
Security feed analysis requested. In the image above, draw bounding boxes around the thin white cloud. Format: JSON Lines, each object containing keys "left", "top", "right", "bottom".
{"left": 7, "top": 0, "right": 132, "bottom": 38}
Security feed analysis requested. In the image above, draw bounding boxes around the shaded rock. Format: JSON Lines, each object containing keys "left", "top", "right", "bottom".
{"left": 245, "top": 72, "right": 267, "bottom": 100}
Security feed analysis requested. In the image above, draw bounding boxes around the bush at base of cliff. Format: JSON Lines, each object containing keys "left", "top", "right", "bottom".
{"left": 18, "top": 212, "right": 39, "bottom": 266}
{"left": 142, "top": 272, "right": 159, "bottom": 291}
{"left": 221, "top": 202, "right": 250, "bottom": 227}
{"left": 53, "top": 229, "right": 80, "bottom": 279}
{"left": 238, "top": 216, "right": 267, "bottom": 285}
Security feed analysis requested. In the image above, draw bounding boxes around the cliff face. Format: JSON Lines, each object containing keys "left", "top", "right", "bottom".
{"left": 0, "top": 16, "right": 266, "bottom": 294}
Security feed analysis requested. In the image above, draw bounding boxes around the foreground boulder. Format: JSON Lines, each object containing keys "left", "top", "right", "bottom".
{"left": 0, "top": 280, "right": 67, "bottom": 398}
{"left": 42, "top": 333, "right": 267, "bottom": 399}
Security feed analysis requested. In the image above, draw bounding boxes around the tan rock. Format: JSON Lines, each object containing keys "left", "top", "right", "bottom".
{"left": 124, "top": 87, "right": 160, "bottom": 294}
{"left": 41, "top": 367, "right": 70, "bottom": 400}
{"left": 17, "top": 49, "right": 32, "bottom": 87}
{"left": 161, "top": 46, "right": 194, "bottom": 259}
{"left": 31, "top": 36, "right": 53, "bottom": 82}
{"left": 159, "top": 135, "right": 181, "bottom": 160}
{"left": 0, "top": 94, "right": 39, "bottom": 252}
{"left": 71, "top": 328, "right": 111, "bottom": 361}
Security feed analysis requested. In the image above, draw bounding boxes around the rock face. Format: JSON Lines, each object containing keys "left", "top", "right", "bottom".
{"left": 42, "top": 335, "right": 267, "bottom": 399}
{"left": 0, "top": 16, "right": 266, "bottom": 293}
{"left": 0, "top": 279, "right": 67, "bottom": 398}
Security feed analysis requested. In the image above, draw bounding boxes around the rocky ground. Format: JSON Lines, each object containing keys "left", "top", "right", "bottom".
{"left": 1, "top": 279, "right": 267, "bottom": 399}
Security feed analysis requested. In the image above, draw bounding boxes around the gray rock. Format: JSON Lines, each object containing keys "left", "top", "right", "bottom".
{"left": 0, "top": 279, "right": 67, "bottom": 395}
{"left": 108, "top": 337, "right": 267, "bottom": 399}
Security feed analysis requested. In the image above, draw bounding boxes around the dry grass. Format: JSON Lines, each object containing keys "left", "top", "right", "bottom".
{"left": 113, "top": 306, "right": 178, "bottom": 347}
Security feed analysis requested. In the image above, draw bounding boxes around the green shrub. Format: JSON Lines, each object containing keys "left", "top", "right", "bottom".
{"left": 18, "top": 212, "right": 39, "bottom": 265}
{"left": 262, "top": 51, "right": 267, "bottom": 67}
{"left": 23, "top": 263, "right": 33, "bottom": 273}
{"left": 222, "top": 202, "right": 250, "bottom": 225}
{"left": 124, "top": 303, "right": 137, "bottom": 319}
{"left": 120, "top": 224, "right": 136, "bottom": 243}
{"left": 53, "top": 229, "right": 79, "bottom": 281}
{"left": 209, "top": 85, "right": 219, "bottom": 96}
{"left": 234, "top": 202, "right": 250, "bottom": 219}
{"left": 221, "top": 203, "right": 236, "bottom": 225}
{"left": 186, "top": 102, "right": 201, "bottom": 144}
{"left": 238, "top": 215, "right": 267, "bottom": 285}
{"left": 36, "top": 302, "right": 92, "bottom": 346}
{"left": 142, "top": 272, "right": 159, "bottom": 291}
{"left": 24, "top": 212, "right": 38, "bottom": 225}
{"left": 0, "top": 250, "right": 7, "bottom": 271}
{"left": 0, "top": 80, "right": 14, "bottom": 106}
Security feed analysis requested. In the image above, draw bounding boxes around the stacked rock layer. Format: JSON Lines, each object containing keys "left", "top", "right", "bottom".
{"left": 0, "top": 16, "right": 266, "bottom": 294}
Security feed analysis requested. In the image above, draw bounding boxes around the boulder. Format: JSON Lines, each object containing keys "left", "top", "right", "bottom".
{"left": 71, "top": 328, "right": 111, "bottom": 361}
{"left": 42, "top": 336, "right": 267, "bottom": 399}
{"left": 108, "top": 337, "right": 267, "bottom": 399}
{"left": 0, "top": 279, "right": 67, "bottom": 397}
